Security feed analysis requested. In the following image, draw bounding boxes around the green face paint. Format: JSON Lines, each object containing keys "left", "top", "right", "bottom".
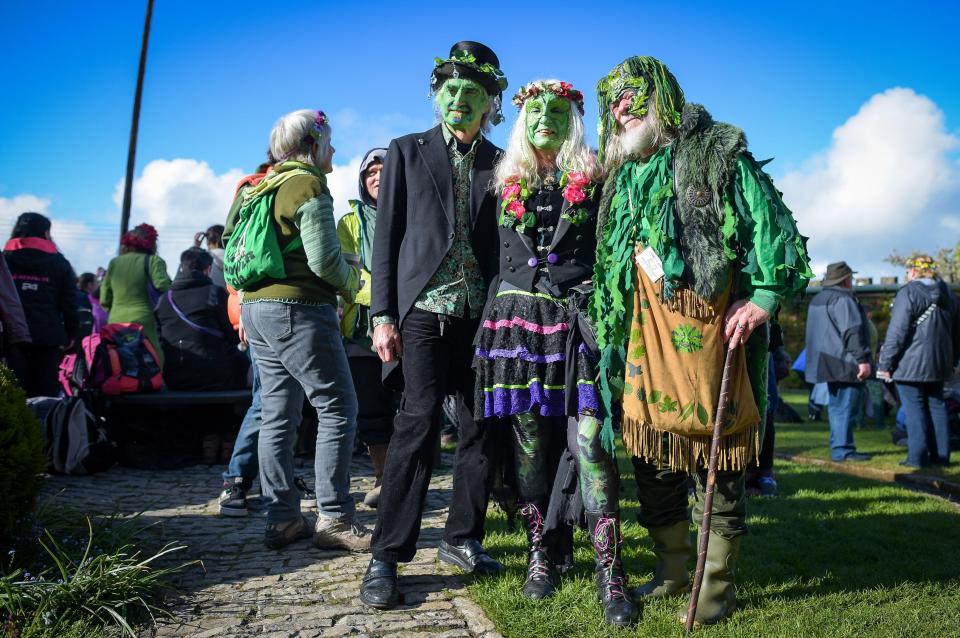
{"left": 524, "top": 93, "right": 571, "bottom": 152}
{"left": 435, "top": 78, "right": 489, "bottom": 131}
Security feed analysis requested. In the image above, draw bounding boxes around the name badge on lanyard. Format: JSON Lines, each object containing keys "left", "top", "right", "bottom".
{"left": 635, "top": 246, "right": 665, "bottom": 283}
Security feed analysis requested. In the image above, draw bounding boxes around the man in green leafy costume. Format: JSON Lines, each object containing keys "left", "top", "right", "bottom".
{"left": 590, "top": 56, "right": 811, "bottom": 625}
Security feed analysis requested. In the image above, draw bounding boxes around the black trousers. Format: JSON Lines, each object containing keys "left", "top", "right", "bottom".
{"left": 8, "top": 344, "right": 62, "bottom": 398}
{"left": 347, "top": 354, "right": 396, "bottom": 447}
{"left": 371, "top": 310, "right": 492, "bottom": 563}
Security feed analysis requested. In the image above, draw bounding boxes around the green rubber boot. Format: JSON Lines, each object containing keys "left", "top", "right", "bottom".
{"left": 632, "top": 520, "right": 691, "bottom": 600}
{"left": 680, "top": 533, "right": 741, "bottom": 627}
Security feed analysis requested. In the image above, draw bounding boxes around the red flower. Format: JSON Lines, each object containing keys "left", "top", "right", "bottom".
{"left": 566, "top": 171, "right": 588, "bottom": 187}
{"left": 502, "top": 182, "right": 521, "bottom": 200}
{"left": 563, "top": 185, "right": 586, "bottom": 204}
{"left": 507, "top": 200, "right": 526, "bottom": 218}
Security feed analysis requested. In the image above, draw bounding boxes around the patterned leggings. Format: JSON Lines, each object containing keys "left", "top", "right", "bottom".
{"left": 511, "top": 412, "right": 619, "bottom": 513}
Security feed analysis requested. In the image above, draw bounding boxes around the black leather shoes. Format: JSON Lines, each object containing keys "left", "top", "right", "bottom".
{"left": 359, "top": 558, "right": 401, "bottom": 609}
{"left": 437, "top": 539, "right": 505, "bottom": 576}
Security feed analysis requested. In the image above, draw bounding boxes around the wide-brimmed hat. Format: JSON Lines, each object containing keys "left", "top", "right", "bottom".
{"left": 431, "top": 41, "right": 507, "bottom": 98}
{"left": 822, "top": 261, "right": 856, "bottom": 286}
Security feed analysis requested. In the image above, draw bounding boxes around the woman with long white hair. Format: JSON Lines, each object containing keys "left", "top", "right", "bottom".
{"left": 475, "top": 80, "right": 637, "bottom": 626}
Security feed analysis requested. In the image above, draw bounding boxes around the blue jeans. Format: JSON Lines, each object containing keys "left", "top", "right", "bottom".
{"left": 896, "top": 382, "right": 951, "bottom": 466}
{"left": 828, "top": 382, "right": 863, "bottom": 460}
{"left": 242, "top": 302, "right": 358, "bottom": 524}
{"left": 222, "top": 348, "right": 261, "bottom": 490}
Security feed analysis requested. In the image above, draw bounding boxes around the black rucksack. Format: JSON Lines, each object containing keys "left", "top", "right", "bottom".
{"left": 27, "top": 396, "right": 116, "bottom": 475}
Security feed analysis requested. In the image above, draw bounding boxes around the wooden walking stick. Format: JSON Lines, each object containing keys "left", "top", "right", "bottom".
{"left": 684, "top": 324, "right": 745, "bottom": 632}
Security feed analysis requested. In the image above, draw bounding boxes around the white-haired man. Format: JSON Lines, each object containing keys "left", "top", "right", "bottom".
{"left": 590, "top": 57, "right": 812, "bottom": 625}
{"left": 361, "top": 41, "right": 507, "bottom": 609}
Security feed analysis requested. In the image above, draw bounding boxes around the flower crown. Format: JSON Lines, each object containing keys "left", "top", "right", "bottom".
{"left": 512, "top": 81, "right": 585, "bottom": 115}
{"left": 907, "top": 255, "right": 938, "bottom": 270}
{"left": 432, "top": 50, "right": 508, "bottom": 92}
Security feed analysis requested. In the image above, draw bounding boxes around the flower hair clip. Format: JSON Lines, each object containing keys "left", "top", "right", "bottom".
{"left": 512, "top": 80, "right": 584, "bottom": 115}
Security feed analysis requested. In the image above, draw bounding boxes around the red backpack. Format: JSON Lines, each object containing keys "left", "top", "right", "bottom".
{"left": 60, "top": 323, "right": 163, "bottom": 396}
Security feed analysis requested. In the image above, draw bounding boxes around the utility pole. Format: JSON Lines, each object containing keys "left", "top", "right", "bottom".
{"left": 119, "top": 0, "right": 154, "bottom": 243}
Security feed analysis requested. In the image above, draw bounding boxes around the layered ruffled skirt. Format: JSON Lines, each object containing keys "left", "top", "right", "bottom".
{"left": 474, "top": 284, "right": 599, "bottom": 419}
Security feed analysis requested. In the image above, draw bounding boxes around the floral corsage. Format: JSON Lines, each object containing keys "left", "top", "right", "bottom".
{"left": 500, "top": 172, "right": 597, "bottom": 232}
{"left": 559, "top": 171, "right": 596, "bottom": 226}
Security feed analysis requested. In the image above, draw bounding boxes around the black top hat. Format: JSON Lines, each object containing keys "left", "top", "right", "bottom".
{"left": 431, "top": 40, "right": 507, "bottom": 97}
{"left": 822, "top": 261, "right": 856, "bottom": 286}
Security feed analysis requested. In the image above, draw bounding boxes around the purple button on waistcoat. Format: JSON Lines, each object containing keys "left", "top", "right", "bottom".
{"left": 546, "top": 253, "right": 559, "bottom": 265}
{"left": 527, "top": 257, "right": 538, "bottom": 268}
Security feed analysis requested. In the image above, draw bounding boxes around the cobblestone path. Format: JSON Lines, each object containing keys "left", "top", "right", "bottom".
{"left": 43, "top": 453, "right": 503, "bottom": 638}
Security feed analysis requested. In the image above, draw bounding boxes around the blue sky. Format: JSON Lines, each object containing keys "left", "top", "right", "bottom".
{"left": 2, "top": 0, "right": 959, "bottom": 275}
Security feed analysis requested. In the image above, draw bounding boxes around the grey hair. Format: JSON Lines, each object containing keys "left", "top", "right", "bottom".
{"left": 432, "top": 79, "right": 496, "bottom": 135}
{"left": 269, "top": 109, "right": 331, "bottom": 166}
{"left": 494, "top": 80, "right": 597, "bottom": 190}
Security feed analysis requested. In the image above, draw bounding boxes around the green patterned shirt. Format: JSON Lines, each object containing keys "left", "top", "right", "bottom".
{"left": 411, "top": 125, "right": 487, "bottom": 318}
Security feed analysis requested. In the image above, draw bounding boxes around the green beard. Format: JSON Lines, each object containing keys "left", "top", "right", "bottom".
{"left": 435, "top": 78, "right": 489, "bottom": 130}
{"left": 524, "top": 93, "right": 571, "bottom": 152}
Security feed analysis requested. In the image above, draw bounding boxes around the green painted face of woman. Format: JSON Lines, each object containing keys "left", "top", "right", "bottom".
{"left": 525, "top": 93, "right": 571, "bottom": 152}
{"left": 435, "top": 78, "right": 489, "bottom": 130}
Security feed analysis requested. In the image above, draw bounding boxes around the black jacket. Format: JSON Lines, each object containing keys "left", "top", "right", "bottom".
{"left": 3, "top": 238, "right": 78, "bottom": 348}
{"left": 371, "top": 125, "right": 501, "bottom": 325}
{"left": 155, "top": 270, "right": 247, "bottom": 391}
{"left": 497, "top": 186, "right": 597, "bottom": 296}
{"left": 878, "top": 278, "right": 960, "bottom": 382}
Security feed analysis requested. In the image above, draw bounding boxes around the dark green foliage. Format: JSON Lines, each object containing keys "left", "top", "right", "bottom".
{"left": 0, "top": 363, "right": 46, "bottom": 546}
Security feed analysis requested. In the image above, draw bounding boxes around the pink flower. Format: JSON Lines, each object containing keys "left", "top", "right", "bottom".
{"left": 507, "top": 200, "right": 526, "bottom": 218}
{"left": 563, "top": 185, "right": 586, "bottom": 204}
{"left": 566, "top": 171, "right": 588, "bottom": 187}
{"left": 502, "top": 182, "right": 521, "bottom": 200}
{"left": 504, "top": 174, "right": 520, "bottom": 184}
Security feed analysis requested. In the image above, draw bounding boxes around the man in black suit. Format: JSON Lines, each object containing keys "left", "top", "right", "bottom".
{"left": 360, "top": 41, "right": 507, "bottom": 609}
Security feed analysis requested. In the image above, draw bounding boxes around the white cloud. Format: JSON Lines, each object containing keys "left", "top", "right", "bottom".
{"left": 2, "top": 156, "right": 368, "bottom": 275}
{"left": 328, "top": 156, "right": 362, "bottom": 222}
{"left": 777, "top": 87, "right": 960, "bottom": 278}
{"left": 111, "top": 159, "right": 245, "bottom": 269}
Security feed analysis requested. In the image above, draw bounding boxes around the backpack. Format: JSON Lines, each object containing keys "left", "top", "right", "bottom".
{"left": 27, "top": 396, "right": 116, "bottom": 475}
{"left": 59, "top": 323, "right": 163, "bottom": 396}
{"left": 223, "top": 184, "right": 304, "bottom": 291}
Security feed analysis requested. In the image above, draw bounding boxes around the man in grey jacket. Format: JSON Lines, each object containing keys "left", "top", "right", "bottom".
{"left": 804, "top": 262, "right": 873, "bottom": 461}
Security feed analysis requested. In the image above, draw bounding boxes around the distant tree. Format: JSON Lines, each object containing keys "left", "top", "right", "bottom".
{"left": 885, "top": 242, "right": 960, "bottom": 282}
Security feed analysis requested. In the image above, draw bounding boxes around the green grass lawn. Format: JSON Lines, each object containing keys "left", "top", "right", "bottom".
{"left": 470, "top": 457, "right": 960, "bottom": 637}
{"left": 777, "top": 389, "right": 960, "bottom": 482}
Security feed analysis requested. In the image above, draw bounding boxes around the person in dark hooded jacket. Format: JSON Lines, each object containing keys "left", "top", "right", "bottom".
{"left": 4, "top": 212, "right": 78, "bottom": 397}
{"left": 155, "top": 247, "right": 248, "bottom": 391}
{"left": 878, "top": 255, "right": 960, "bottom": 467}
{"left": 336, "top": 147, "right": 396, "bottom": 508}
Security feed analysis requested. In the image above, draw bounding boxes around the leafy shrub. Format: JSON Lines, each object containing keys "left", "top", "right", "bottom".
{"left": 0, "top": 363, "right": 45, "bottom": 546}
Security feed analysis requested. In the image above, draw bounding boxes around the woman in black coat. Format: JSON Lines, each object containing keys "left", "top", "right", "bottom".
{"left": 3, "top": 212, "right": 78, "bottom": 397}
{"left": 154, "top": 247, "right": 248, "bottom": 391}
{"left": 878, "top": 255, "right": 960, "bottom": 467}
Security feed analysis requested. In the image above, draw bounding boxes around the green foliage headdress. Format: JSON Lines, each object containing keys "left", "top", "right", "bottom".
{"left": 595, "top": 56, "right": 685, "bottom": 163}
